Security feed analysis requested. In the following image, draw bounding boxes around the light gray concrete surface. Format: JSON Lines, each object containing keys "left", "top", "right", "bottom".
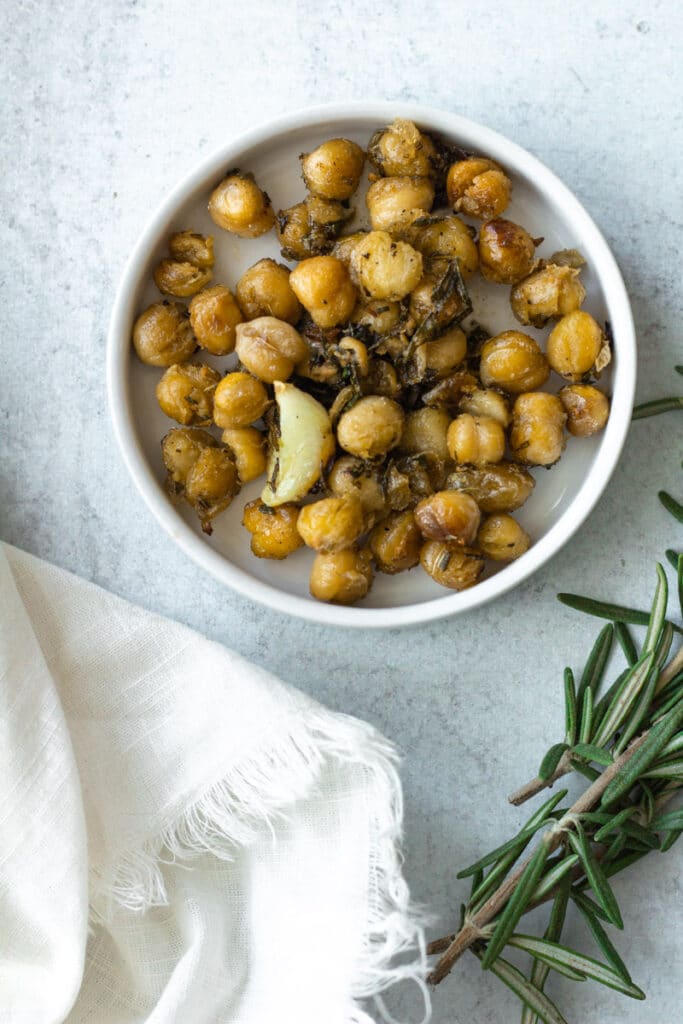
{"left": 1, "top": 2, "right": 682, "bottom": 1021}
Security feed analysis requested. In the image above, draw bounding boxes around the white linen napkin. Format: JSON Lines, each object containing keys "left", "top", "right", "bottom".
{"left": 0, "top": 543, "right": 428, "bottom": 1024}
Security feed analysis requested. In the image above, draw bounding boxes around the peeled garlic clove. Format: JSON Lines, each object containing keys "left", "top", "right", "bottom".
{"left": 261, "top": 382, "right": 335, "bottom": 505}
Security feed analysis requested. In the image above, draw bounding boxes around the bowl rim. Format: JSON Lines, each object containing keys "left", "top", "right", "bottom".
{"left": 107, "top": 100, "right": 636, "bottom": 629}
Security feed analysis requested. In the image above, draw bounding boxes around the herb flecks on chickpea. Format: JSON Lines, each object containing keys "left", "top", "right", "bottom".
{"left": 511, "top": 392, "right": 567, "bottom": 466}
{"left": 208, "top": 170, "right": 275, "bottom": 238}
{"left": 350, "top": 230, "right": 423, "bottom": 301}
{"left": 477, "top": 514, "right": 531, "bottom": 561}
{"left": 289, "top": 256, "right": 357, "bottom": 328}
{"left": 133, "top": 302, "right": 196, "bottom": 366}
{"left": 511, "top": 262, "right": 586, "bottom": 328}
{"left": 370, "top": 510, "right": 423, "bottom": 574}
{"left": 366, "top": 176, "right": 435, "bottom": 233}
{"left": 301, "top": 138, "right": 365, "bottom": 201}
{"left": 420, "top": 541, "right": 484, "bottom": 590}
{"left": 156, "top": 363, "right": 221, "bottom": 426}
{"left": 242, "top": 500, "right": 303, "bottom": 560}
{"left": 414, "top": 491, "right": 481, "bottom": 544}
{"left": 235, "top": 316, "right": 308, "bottom": 383}
{"left": 368, "top": 119, "right": 438, "bottom": 178}
{"left": 447, "top": 413, "right": 506, "bottom": 466}
{"left": 447, "top": 463, "right": 535, "bottom": 513}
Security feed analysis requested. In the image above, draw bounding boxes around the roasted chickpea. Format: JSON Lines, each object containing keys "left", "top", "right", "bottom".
{"left": 368, "top": 119, "right": 438, "bottom": 178}
{"left": 547, "top": 310, "right": 605, "bottom": 381}
{"left": 370, "top": 510, "right": 423, "bottom": 574}
{"left": 348, "top": 230, "right": 423, "bottom": 302}
{"left": 208, "top": 171, "right": 275, "bottom": 238}
{"left": 365, "top": 176, "right": 435, "bottom": 232}
{"left": 161, "top": 427, "right": 218, "bottom": 487}
{"left": 400, "top": 408, "right": 451, "bottom": 461}
{"left": 511, "top": 392, "right": 567, "bottom": 466}
{"left": 559, "top": 384, "right": 610, "bottom": 436}
{"left": 301, "top": 138, "right": 365, "bottom": 200}
{"left": 384, "top": 454, "right": 445, "bottom": 511}
{"left": 332, "top": 231, "right": 369, "bottom": 266}
{"left": 477, "top": 514, "right": 531, "bottom": 561}
{"left": 213, "top": 372, "right": 270, "bottom": 429}
{"left": 189, "top": 285, "right": 243, "bottom": 356}
{"left": 168, "top": 231, "right": 214, "bottom": 268}
{"left": 478, "top": 219, "right": 537, "bottom": 284}
{"left": 447, "top": 462, "right": 535, "bottom": 513}
{"left": 511, "top": 263, "right": 586, "bottom": 328}
{"left": 235, "top": 259, "right": 302, "bottom": 324}
{"left": 422, "top": 369, "right": 479, "bottom": 411}
{"left": 132, "top": 302, "right": 196, "bottom": 366}
{"left": 361, "top": 359, "right": 401, "bottom": 399}
{"left": 408, "top": 264, "right": 469, "bottom": 336}
{"left": 406, "top": 216, "right": 478, "bottom": 278}
{"left": 414, "top": 491, "right": 480, "bottom": 544}
{"left": 337, "top": 396, "right": 405, "bottom": 459}
{"left": 328, "top": 455, "right": 386, "bottom": 525}
{"left": 221, "top": 426, "right": 267, "bottom": 483}
{"left": 235, "top": 317, "right": 308, "bottom": 383}
{"left": 185, "top": 447, "right": 239, "bottom": 533}
{"left": 447, "top": 414, "right": 506, "bottom": 466}
{"left": 309, "top": 548, "right": 374, "bottom": 604}
{"left": 420, "top": 541, "right": 484, "bottom": 590}
{"left": 479, "top": 331, "right": 550, "bottom": 394}
{"left": 297, "top": 497, "right": 365, "bottom": 553}
{"left": 446, "top": 157, "right": 511, "bottom": 219}
{"left": 276, "top": 202, "right": 311, "bottom": 261}
{"left": 153, "top": 258, "right": 212, "bottom": 298}
{"left": 458, "top": 388, "right": 511, "bottom": 427}
{"left": 413, "top": 326, "right": 467, "bottom": 380}
{"left": 289, "top": 256, "right": 357, "bottom": 328}
{"left": 242, "top": 500, "right": 303, "bottom": 559}
{"left": 156, "top": 363, "right": 221, "bottom": 425}
{"left": 350, "top": 298, "right": 402, "bottom": 336}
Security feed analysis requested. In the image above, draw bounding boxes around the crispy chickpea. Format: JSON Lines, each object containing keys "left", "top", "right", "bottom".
{"left": 235, "top": 317, "right": 308, "bottom": 383}
{"left": 289, "top": 256, "right": 357, "bottom": 328}
{"left": 413, "top": 326, "right": 467, "bottom": 380}
{"left": 447, "top": 414, "right": 506, "bottom": 466}
{"left": 351, "top": 298, "right": 402, "bottom": 336}
{"left": 422, "top": 369, "right": 479, "bottom": 410}
{"left": 156, "top": 363, "right": 221, "bottom": 425}
{"left": 446, "top": 157, "right": 511, "bottom": 219}
{"left": 370, "top": 510, "right": 423, "bottom": 574}
{"left": 235, "top": 259, "right": 302, "bottom": 324}
{"left": 242, "top": 500, "right": 303, "bottom": 559}
{"left": 458, "top": 388, "right": 511, "bottom": 427}
{"left": 132, "top": 302, "right": 196, "bottom": 366}
{"left": 511, "top": 263, "right": 586, "bottom": 328}
{"left": 384, "top": 454, "right": 445, "bottom": 511}
{"left": 365, "top": 176, "right": 435, "bottom": 232}
{"left": 309, "top": 548, "right": 374, "bottom": 604}
{"left": 213, "top": 372, "right": 270, "bottom": 429}
{"left": 400, "top": 408, "right": 451, "bottom": 461}
{"left": 276, "top": 202, "right": 311, "bottom": 261}
{"left": 478, "top": 219, "right": 537, "bottom": 284}
{"left": 189, "top": 285, "right": 243, "bottom": 356}
{"left": 368, "top": 119, "right": 438, "bottom": 178}
{"left": 559, "top": 384, "right": 610, "bottom": 437}
{"left": 297, "top": 497, "right": 365, "bottom": 553}
{"left": 168, "top": 231, "right": 214, "bottom": 268}
{"left": 408, "top": 264, "right": 469, "bottom": 335}
{"left": 511, "top": 392, "right": 567, "bottom": 466}
{"left": 185, "top": 447, "right": 239, "bottom": 533}
{"left": 208, "top": 171, "right": 275, "bottom": 238}
{"left": 349, "top": 230, "right": 423, "bottom": 302}
{"left": 407, "top": 216, "right": 478, "bottom": 278}
{"left": 301, "top": 138, "right": 365, "bottom": 200}
{"left": 327, "top": 456, "right": 386, "bottom": 526}
{"left": 420, "top": 541, "right": 484, "bottom": 590}
{"left": 221, "top": 427, "right": 266, "bottom": 483}
{"left": 361, "top": 359, "right": 401, "bottom": 399}
{"left": 447, "top": 462, "right": 535, "bottom": 513}
{"left": 477, "top": 514, "right": 531, "bottom": 561}
{"left": 332, "top": 231, "right": 369, "bottom": 266}
{"left": 161, "top": 427, "right": 218, "bottom": 487}
{"left": 153, "top": 258, "right": 212, "bottom": 298}
{"left": 547, "top": 310, "right": 605, "bottom": 381}
{"left": 479, "top": 331, "right": 550, "bottom": 394}
{"left": 337, "top": 396, "right": 405, "bottom": 459}
{"left": 414, "top": 491, "right": 480, "bottom": 544}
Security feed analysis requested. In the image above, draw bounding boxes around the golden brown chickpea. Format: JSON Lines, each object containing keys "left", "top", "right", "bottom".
{"left": 447, "top": 414, "right": 506, "bottom": 466}
{"left": 332, "top": 231, "right": 369, "bottom": 266}
{"left": 559, "top": 384, "right": 610, "bottom": 436}
{"left": 168, "top": 231, "right": 214, "bottom": 268}
{"left": 132, "top": 302, "right": 196, "bottom": 366}
{"left": 349, "top": 230, "right": 423, "bottom": 302}
{"left": 420, "top": 541, "right": 484, "bottom": 590}
{"left": 289, "top": 256, "right": 357, "bottom": 328}
{"left": 221, "top": 426, "right": 266, "bottom": 483}
{"left": 297, "top": 496, "right": 365, "bottom": 553}
{"left": 301, "top": 138, "right": 365, "bottom": 200}
{"left": 458, "top": 388, "right": 511, "bottom": 427}
{"left": 406, "top": 216, "right": 479, "bottom": 278}
{"left": 370, "top": 510, "right": 423, "bottom": 574}
{"left": 368, "top": 119, "right": 438, "bottom": 178}
{"left": 235, "top": 259, "right": 302, "bottom": 324}
{"left": 161, "top": 427, "right": 218, "bottom": 487}
{"left": 275, "top": 202, "right": 311, "bottom": 261}
{"left": 235, "top": 317, "right": 308, "bottom": 383}
{"left": 478, "top": 219, "right": 537, "bottom": 284}
{"left": 185, "top": 447, "right": 239, "bottom": 533}
{"left": 327, "top": 456, "right": 386, "bottom": 526}
{"left": 189, "top": 285, "right": 243, "bottom": 356}
{"left": 208, "top": 171, "right": 275, "bottom": 238}
{"left": 242, "top": 500, "right": 303, "bottom": 559}
{"left": 365, "top": 176, "right": 435, "bottom": 232}
{"left": 414, "top": 490, "right": 481, "bottom": 544}
{"left": 384, "top": 454, "right": 445, "bottom": 511}
{"left": 336, "top": 336, "right": 370, "bottom": 377}
{"left": 479, "top": 331, "right": 550, "bottom": 394}
{"left": 361, "top": 359, "right": 402, "bottom": 399}
{"left": 413, "top": 326, "right": 467, "bottom": 380}
{"left": 156, "top": 363, "right": 221, "bottom": 426}
{"left": 547, "top": 310, "right": 605, "bottom": 381}
{"left": 447, "top": 462, "right": 535, "bottom": 513}
{"left": 153, "top": 258, "right": 212, "bottom": 298}
{"left": 350, "top": 298, "right": 402, "bottom": 336}
{"left": 337, "top": 396, "right": 405, "bottom": 459}
{"left": 309, "top": 548, "right": 374, "bottom": 604}
{"left": 510, "top": 392, "right": 566, "bottom": 466}
{"left": 511, "top": 263, "right": 586, "bottom": 328}
{"left": 477, "top": 513, "right": 531, "bottom": 561}
{"left": 422, "top": 369, "right": 479, "bottom": 410}
{"left": 400, "top": 408, "right": 451, "bottom": 461}
{"left": 408, "top": 264, "right": 469, "bottom": 335}
{"left": 213, "top": 372, "right": 270, "bottom": 429}
{"left": 446, "top": 157, "right": 511, "bottom": 219}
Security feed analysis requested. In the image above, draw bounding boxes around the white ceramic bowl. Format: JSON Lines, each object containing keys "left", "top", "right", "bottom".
{"left": 107, "top": 102, "right": 636, "bottom": 628}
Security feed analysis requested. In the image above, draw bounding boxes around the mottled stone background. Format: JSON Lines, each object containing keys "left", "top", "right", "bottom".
{"left": 1, "top": 1, "right": 682, "bottom": 1021}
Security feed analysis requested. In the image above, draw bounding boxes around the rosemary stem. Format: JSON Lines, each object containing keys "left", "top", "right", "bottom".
{"left": 508, "top": 751, "right": 573, "bottom": 806}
